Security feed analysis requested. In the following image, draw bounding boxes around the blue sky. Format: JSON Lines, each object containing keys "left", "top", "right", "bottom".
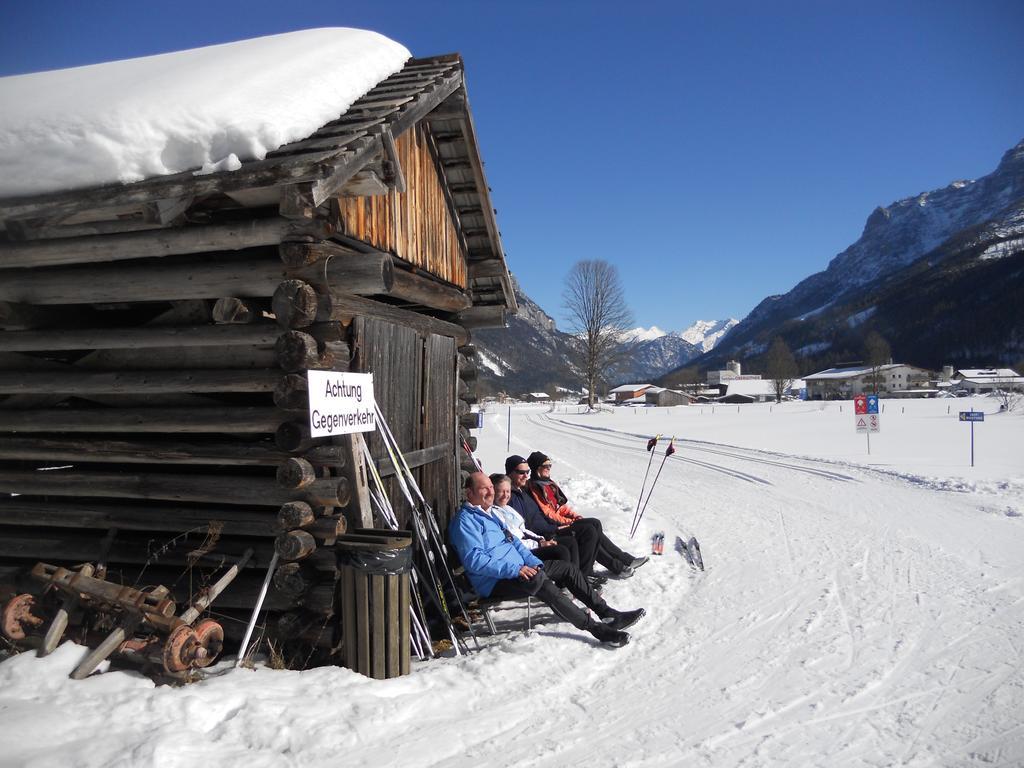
{"left": 2, "top": 1, "right": 1023, "bottom": 331}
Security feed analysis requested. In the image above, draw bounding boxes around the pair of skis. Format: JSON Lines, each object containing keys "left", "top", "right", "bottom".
{"left": 676, "top": 536, "right": 704, "bottom": 571}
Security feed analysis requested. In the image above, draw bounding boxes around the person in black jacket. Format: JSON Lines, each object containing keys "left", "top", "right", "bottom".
{"left": 505, "top": 454, "right": 601, "bottom": 582}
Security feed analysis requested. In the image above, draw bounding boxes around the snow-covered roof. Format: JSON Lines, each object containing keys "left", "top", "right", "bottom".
{"left": 723, "top": 380, "right": 777, "bottom": 397}
{"left": 528, "top": 392, "right": 550, "bottom": 399}
{"left": 0, "top": 29, "right": 410, "bottom": 197}
{"left": 609, "top": 383, "right": 653, "bottom": 393}
{"left": 955, "top": 368, "right": 1020, "bottom": 380}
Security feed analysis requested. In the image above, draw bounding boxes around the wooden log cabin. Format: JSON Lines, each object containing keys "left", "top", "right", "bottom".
{"left": 0, "top": 52, "right": 515, "bottom": 666}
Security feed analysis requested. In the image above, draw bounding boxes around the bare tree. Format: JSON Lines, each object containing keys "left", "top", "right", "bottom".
{"left": 863, "top": 330, "right": 891, "bottom": 394}
{"left": 765, "top": 336, "right": 798, "bottom": 403}
{"left": 563, "top": 260, "right": 635, "bottom": 409}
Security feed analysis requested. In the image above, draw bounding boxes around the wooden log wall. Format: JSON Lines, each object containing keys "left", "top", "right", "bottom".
{"left": 0, "top": 192, "right": 474, "bottom": 667}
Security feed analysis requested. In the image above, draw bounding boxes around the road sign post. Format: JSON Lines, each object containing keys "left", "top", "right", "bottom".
{"left": 854, "top": 395, "right": 880, "bottom": 454}
{"left": 959, "top": 410, "right": 984, "bottom": 467}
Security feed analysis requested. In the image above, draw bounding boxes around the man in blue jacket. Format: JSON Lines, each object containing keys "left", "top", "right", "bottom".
{"left": 450, "top": 471, "right": 644, "bottom": 648}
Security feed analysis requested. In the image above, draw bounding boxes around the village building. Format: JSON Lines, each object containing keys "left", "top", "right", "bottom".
{"left": 521, "top": 392, "right": 551, "bottom": 403}
{"left": 706, "top": 360, "right": 761, "bottom": 387}
{"left": 949, "top": 368, "right": 1024, "bottom": 394}
{"left": 804, "top": 364, "right": 933, "bottom": 400}
{"left": 0, "top": 32, "right": 515, "bottom": 677}
{"left": 609, "top": 383, "right": 653, "bottom": 403}
{"left": 644, "top": 386, "right": 693, "bottom": 407}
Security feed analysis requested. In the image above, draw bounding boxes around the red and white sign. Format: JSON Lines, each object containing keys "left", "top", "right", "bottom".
{"left": 854, "top": 395, "right": 867, "bottom": 414}
{"left": 855, "top": 413, "right": 880, "bottom": 433}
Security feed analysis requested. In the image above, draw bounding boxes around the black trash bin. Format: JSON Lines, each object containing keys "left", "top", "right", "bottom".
{"left": 336, "top": 529, "right": 412, "bottom": 679}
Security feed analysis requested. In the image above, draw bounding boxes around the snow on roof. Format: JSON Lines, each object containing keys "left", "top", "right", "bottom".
{"left": 0, "top": 29, "right": 410, "bottom": 197}
{"left": 609, "top": 384, "right": 652, "bottom": 393}
{"left": 528, "top": 392, "right": 550, "bottom": 399}
{"left": 956, "top": 368, "right": 1020, "bottom": 380}
{"left": 724, "top": 380, "right": 777, "bottom": 397}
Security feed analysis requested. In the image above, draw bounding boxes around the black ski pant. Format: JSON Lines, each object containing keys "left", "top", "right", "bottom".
{"left": 569, "top": 518, "right": 635, "bottom": 574}
{"left": 557, "top": 520, "right": 598, "bottom": 575}
{"left": 489, "top": 560, "right": 609, "bottom": 631}
{"left": 533, "top": 541, "right": 575, "bottom": 567}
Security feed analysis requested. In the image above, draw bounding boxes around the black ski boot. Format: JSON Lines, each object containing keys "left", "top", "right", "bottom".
{"left": 589, "top": 620, "right": 630, "bottom": 647}
{"left": 602, "top": 607, "right": 646, "bottom": 631}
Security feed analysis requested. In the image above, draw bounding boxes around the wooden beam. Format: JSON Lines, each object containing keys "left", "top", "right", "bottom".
{"left": 467, "top": 259, "right": 509, "bottom": 279}
{"left": 0, "top": 369, "right": 281, "bottom": 395}
{"left": 0, "top": 149, "right": 346, "bottom": 229}
{"left": 375, "top": 442, "right": 450, "bottom": 478}
{"left": 379, "top": 128, "right": 407, "bottom": 193}
{"left": 271, "top": 280, "right": 470, "bottom": 343}
{"left": 0, "top": 407, "right": 282, "bottom": 433}
{"left": 0, "top": 325, "right": 280, "bottom": 358}
{"left": 0, "top": 437, "right": 347, "bottom": 467}
{"left": 389, "top": 267, "right": 472, "bottom": 312}
{"left": 0, "top": 469, "right": 349, "bottom": 508}
{"left": 456, "top": 304, "right": 507, "bottom": 329}
{"left": 0, "top": 215, "right": 329, "bottom": 269}
{"left": 0, "top": 249, "right": 393, "bottom": 305}
{"left": 0, "top": 498, "right": 277, "bottom": 536}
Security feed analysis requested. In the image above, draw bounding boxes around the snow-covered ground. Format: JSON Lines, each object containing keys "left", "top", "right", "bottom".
{"left": 2, "top": 397, "right": 1022, "bottom": 767}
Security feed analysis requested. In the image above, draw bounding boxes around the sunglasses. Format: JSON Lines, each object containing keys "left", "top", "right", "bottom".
{"left": 539, "top": 463, "right": 553, "bottom": 469}
{"left": 511, "top": 469, "right": 529, "bottom": 475}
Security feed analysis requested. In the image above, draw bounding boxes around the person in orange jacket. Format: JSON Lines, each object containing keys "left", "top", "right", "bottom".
{"left": 526, "top": 451, "right": 648, "bottom": 577}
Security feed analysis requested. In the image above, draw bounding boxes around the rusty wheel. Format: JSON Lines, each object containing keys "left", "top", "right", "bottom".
{"left": 162, "top": 624, "right": 197, "bottom": 674}
{"left": 191, "top": 619, "right": 224, "bottom": 668}
{"left": 2, "top": 594, "right": 44, "bottom": 642}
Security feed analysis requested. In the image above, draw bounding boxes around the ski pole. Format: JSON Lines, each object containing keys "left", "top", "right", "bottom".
{"left": 631, "top": 438, "right": 676, "bottom": 538}
{"left": 629, "top": 434, "right": 660, "bottom": 539}
{"left": 379, "top": 421, "right": 477, "bottom": 652}
{"left": 375, "top": 407, "right": 479, "bottom": 650}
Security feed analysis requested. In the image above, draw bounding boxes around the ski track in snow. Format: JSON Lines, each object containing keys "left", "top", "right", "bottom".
{"left": 1, "top": 404, "right": 1022, "bottom": 767}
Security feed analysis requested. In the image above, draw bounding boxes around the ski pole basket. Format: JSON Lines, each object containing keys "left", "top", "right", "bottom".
{"left": 336, "top": 529, "right": 413, "bottom": 679}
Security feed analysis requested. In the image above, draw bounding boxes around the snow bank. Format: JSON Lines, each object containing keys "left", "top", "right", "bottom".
{"left": 0, "top": 28, "right": 410, "bottom": 198}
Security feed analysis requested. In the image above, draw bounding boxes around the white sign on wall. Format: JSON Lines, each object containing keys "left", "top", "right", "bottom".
{"left": 306, "top": 371, "right": 376, "bottom": 437}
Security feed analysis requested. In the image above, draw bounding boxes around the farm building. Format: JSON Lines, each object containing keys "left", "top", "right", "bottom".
{"left": 643, "top": 386, "right": 692, "bottom": 406}
{"left": 609, "top": 383, "right": 653, "bottom": 403}
{"left": 0, "top": 30, "right": 514, "bottom": 677}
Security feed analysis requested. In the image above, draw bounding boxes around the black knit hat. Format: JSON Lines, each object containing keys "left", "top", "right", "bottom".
{"left": 505, "top": 454, "right": 528, "bottom": 474}
{"left": 527, "top": 451, "right": 550, "bottom": 473}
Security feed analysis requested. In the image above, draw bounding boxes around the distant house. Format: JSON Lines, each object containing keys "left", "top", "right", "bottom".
{"left": 951, "top": 368, "right": 1024, "bottom": 394}
{"left": 717, "top": 379, "right": 776, "bottom": 404}
{"left": 644, "top": 386, "right": 693, "bottom": 406}
{"left": 522, "top": 392, "right": 551, "bottom": 402}
{"left": 609, "top": 383, "right": 653, "bottom": 402}
{"left": 804, "top": 364, "right": 933, "bottom": 400}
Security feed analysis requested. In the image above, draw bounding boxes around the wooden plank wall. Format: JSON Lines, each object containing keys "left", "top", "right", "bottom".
{"left": 354, "top": 318, "right": 456, "bottom": 529}
{"left": 337, "top": 124, "right": 467, "bottom": 288}
{"left": 422, "top": 334, "right": 457, "bottom": 529}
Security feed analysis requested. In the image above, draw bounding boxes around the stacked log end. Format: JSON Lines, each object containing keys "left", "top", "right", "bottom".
{"left": 457, "top": 345, "right": 482, "bottom": 485}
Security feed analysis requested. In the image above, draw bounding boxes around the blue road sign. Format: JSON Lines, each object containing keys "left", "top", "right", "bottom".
{"left": 866, "top": 395, "right": 879, "bottom": 414}
{"left": 959, "top": 411, "right": 985, "bottom": 422}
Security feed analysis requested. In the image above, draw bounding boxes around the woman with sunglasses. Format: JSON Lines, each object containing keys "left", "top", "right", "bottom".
{"left": 525, "top": 451, "right": 649, "bottom": 578}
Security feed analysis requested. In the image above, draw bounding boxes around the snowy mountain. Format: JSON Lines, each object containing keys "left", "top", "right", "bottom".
{"left": 677, "top": 137, "right": 1024, "bottom": 375}
{"left": 678, "top": 319, "right": 739, "bottom": 353}
{"left": 472, "top": 278, "right": 736, "bottom": 394}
